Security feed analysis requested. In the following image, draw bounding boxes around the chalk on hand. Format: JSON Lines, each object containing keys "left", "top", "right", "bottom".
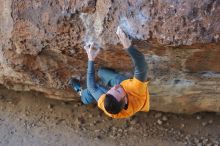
{"left": 116, "top": 26, "right": 130, "bottom": 40}
{"left": 116, "top": 26, "right": 121, "bottom": 35}
{"left": 116, "top": 26, "right": 125, "bottom": 37}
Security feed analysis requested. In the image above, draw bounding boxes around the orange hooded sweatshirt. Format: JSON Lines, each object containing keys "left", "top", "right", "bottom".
{"left": 98, "top": 77, "right": 150, "bottom": 118}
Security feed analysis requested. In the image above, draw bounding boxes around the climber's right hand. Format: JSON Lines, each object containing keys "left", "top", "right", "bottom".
{"left": 84, "top": 42, "right": 100, "bottom": 61}
{"left": 116, "top": 26, "right": 131, "bottom": 49}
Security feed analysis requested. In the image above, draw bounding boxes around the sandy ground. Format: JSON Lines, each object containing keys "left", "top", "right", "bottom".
{"left": 0, "top": 85, "right": 219, "bottom": 146}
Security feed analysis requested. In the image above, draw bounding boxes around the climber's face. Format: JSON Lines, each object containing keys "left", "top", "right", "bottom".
{"left": 107, "top": 84, "right": 127, "bottom": 103}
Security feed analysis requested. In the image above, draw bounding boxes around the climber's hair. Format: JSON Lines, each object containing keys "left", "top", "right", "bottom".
{"left": 104, "top": 94, "right": 125, "bottom": 114}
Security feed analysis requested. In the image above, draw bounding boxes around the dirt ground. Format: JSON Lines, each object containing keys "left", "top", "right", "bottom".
{"left": 0, "top": 85, "right": 219, "bottom": 146}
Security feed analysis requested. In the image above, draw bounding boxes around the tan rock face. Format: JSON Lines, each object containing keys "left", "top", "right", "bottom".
{"left": 0, "top": 0, "right": 220, "bottom": 113}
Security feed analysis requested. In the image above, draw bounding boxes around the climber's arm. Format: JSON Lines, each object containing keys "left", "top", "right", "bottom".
{"left": 126, "top": 46, "right": 147, "bottom": 82}
{"left": 84, "top": 43, "right": 106, "bottom": 101}
{"left": 116, "top": 26, "right": 147, "bottom": 82}
{"left": 87, "top": 61, "right": 106, "bottom": 101}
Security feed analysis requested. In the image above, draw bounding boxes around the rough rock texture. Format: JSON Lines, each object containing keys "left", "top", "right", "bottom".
{"left": 0, "top": 0, "right": 220, "bottom": 113}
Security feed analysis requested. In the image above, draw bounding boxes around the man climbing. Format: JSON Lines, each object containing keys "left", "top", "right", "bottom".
{"left": 69, "top": 26, "right": 150, "bottom": 118}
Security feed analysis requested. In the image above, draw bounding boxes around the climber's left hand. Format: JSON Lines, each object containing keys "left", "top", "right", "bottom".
{"left": 84, "top": 42, "right": 100, "bottom": 61}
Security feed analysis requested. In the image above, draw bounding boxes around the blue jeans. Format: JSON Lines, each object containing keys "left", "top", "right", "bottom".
{"left": 81, "top": 67, "right": 128, "bottom": 104}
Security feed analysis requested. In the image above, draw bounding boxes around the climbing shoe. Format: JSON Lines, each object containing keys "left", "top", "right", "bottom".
{"left": 69, "top": 78, "right": 82, "bottom": 96}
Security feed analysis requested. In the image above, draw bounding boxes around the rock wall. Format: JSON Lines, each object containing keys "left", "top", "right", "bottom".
{"left": 0, "top": 0, "right": 220, "bottom": 113}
